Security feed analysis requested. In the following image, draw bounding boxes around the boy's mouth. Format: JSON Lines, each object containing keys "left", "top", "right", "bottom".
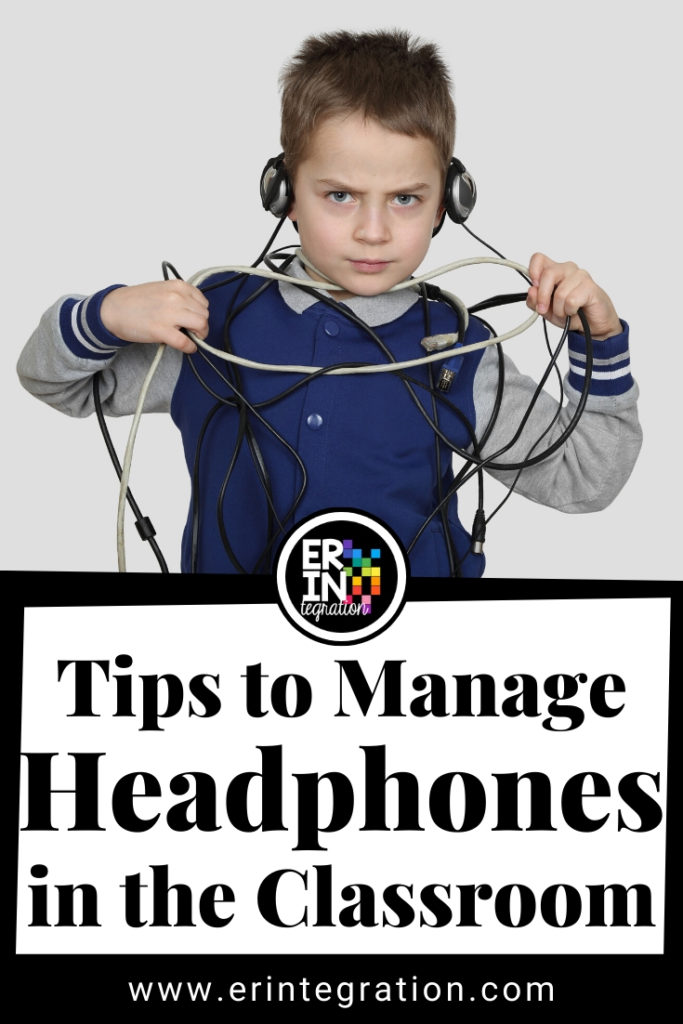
{"left": 349, "top": 259, "right": 391, "bottom": 274}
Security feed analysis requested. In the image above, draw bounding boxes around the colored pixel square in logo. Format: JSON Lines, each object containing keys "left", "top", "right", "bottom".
{"left": 342, "top": 540, "right": 382, "bottom": 610}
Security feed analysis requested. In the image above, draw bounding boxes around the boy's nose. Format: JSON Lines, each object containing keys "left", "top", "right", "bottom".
{"left": 353, "top": 203, "right": 390, "bottom": 243}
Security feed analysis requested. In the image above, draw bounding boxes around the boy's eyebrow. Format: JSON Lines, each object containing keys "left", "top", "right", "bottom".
{"left": 317, "top": 178, "right": 433, "bottom": 193}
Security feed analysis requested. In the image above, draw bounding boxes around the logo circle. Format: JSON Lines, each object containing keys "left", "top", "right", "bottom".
{"left": 274, "top": 510, "right": 409, "bottom": 644}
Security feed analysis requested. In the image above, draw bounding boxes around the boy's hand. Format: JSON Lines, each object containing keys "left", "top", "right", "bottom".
{"left": 526, "top": 253, "right": 622, "bottom": 341}
{"left": 100, "top": 281, "right": 209, "bottom": 354}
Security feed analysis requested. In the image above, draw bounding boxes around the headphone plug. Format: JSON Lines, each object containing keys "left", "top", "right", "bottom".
{"left": 437, "top": 359, "right": 459, "bottom": 392}
{"left": 421, "top": 334, "right": 463, "bottom": 392}
{"left": 471, "top": 509, "right": 486, "bottom": 554}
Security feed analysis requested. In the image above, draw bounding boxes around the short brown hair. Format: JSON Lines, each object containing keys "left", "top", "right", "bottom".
{"left": 279, "top": 29, "right": 455, "bottom": 182}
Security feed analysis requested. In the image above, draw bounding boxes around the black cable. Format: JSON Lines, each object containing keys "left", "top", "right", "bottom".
{"left": 216, "top": 403, "right": 250, "bottom": 573}
{"left": 218, "top": 276, "right": 280, "bottom": 571}
{"left": 183, "top": 269, "right": 593, "bottom": 572}
{"left": 420, "top": 282, "right": 459, "bottom": 577}
{"left": 191, "top": 260, "right": 534, "bottom": 574}
{"left": 421, "top": 310, "right": 589, "bottom": 541}
{"left": 189, "top": 260, "right": 475, "bottom": 573}
{"left": 184, "top": 343, "right": 310, "bottom": 572}
{"left": 190, "top": 400, "right": 223, "bottom": 574}
{"left": 101, "top": 220, "right": 595, "bottom": 576}
{"left": 187, "top": 241, "right": 288, "bottom": 573}
{"left": 405, "top": 305, "right": 593, "bottom": 553}
{"left": 462, "top": 221, "right": 564, "bottom": 412}
{"left": 465, "top": 312, "right": 589, "bottom": 473}
{"left": 469, "top": 292, "right": 528, "bottom": 315}
{"left": 92, "top": 373, "right": 169, "bottom": 572}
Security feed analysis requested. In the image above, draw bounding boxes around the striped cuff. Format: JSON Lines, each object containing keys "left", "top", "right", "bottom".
{"left": 59, "top": 285, "right": 129, "bottom": 360}
{"left": 567, "top": 320, "right": 633, "bottom": 397}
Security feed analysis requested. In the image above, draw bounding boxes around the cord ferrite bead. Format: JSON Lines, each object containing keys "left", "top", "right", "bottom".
{"left": 135, "top": 516, "right": 157, "bottom": 541}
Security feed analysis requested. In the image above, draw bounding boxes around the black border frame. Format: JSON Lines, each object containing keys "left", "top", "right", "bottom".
{"left": 7, "top": 573, "right": 678, "bottom": 1019}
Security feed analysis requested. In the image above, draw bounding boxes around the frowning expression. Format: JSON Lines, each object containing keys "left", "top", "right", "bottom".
{"left": 288, "top": 112, "right": 445, "bottom": 299}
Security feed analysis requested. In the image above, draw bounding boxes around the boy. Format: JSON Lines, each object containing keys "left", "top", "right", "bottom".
{"left": 17, "top": 30, "right": 641, "bottom": 577}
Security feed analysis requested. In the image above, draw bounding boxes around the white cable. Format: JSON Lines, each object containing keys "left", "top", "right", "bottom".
{"left": 185, "top": 253, "right": 535, "bottom": 374}
{"left": 117, "top": 252, "right": 536, "bottom": 570}
{"left": 117, "top": 344, "right": 165, "bottom": 572}
{"left": 186, "top": 311, "right": 537, "bottom": 374}
{"left": 436, "top": 287, "right": 470, "bottom": 338}
{"left": 187, "top": 252, "right": 531, "bottom": 295}
{"left": 295, "top": 247, "right": 532, "bottom": 295}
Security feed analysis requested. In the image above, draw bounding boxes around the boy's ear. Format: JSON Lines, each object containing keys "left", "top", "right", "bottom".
{"left": 432, "top": 203, "right": 448, "bottom": 238}
{"left": 287, "top": 198, "right": 299, "bottom": 234}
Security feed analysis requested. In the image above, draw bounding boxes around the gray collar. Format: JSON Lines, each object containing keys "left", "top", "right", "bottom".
{"left": 278, "top": 257, "right": 420, "bottom": 326}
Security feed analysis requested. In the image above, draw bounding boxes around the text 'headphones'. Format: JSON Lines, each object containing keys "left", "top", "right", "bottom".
{"left": 260, "top": 154, "right": 477, "bottom": 233}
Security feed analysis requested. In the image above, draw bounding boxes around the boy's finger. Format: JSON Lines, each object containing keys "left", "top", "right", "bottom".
{"left": 528, "top": 251, "right": 550, "bottom": 286}
{"left": 553, "top": 283, "right": 584, "bottom": 321}
{"left": 551, "top": 271, "right": 592, "bottom": 321}
{"left": 535, "top": 268, "right": 561, "bottom": 315}
{"left": 180, "top": 305, "right": 209, "bottom": 338}
{"left": 155, "top": 326, "right": 198, "bottom": 353}
{"left": 190, "top": 284, "right": 210, "bottom": 309}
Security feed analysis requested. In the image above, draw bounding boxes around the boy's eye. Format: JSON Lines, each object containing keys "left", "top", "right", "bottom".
{"left": 328, "top": 191, "right": 353, "bottom": 204}
{"left": 394, "top": 194, "right": 419, "bottom": 206}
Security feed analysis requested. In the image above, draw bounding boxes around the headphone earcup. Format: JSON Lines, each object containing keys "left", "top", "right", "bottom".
{"left": 432, "top": 158, "right": 477, "bottom": 236}
{"left": 444, "top": 157, "right": 477, "bottom": 225}
{"left": 260, "top": 153, "right": 292, "bottom": 218}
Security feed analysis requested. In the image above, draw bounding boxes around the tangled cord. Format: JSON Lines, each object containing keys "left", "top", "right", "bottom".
{"left": 104, "top": 246, "right": 591, "bottom": 573}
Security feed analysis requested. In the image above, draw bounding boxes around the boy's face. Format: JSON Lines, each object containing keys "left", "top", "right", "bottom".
{"left": 288, "top": 113, "right": 445, "bottom": 299}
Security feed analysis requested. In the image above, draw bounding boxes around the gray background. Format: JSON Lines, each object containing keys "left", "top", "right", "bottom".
{"left": 3, "top": 0, "right": 680, "bottom": 578}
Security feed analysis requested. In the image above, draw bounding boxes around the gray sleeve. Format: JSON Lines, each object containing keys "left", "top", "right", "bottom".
{"left": 472, "top": 344, "right": 642, "bottom": 513}
{"left": 17, "top": 296, "right": 182, "bottom": 417}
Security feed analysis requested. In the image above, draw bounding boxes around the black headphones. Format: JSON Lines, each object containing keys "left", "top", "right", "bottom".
{"left": 260, "top": 153, "right": 477, "bottom": 232}
{"left": 435, "top": 157, "right": 477, "bottom": 234}
{"left": 260, "top": 153, "right": 292, "bottom": 219}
